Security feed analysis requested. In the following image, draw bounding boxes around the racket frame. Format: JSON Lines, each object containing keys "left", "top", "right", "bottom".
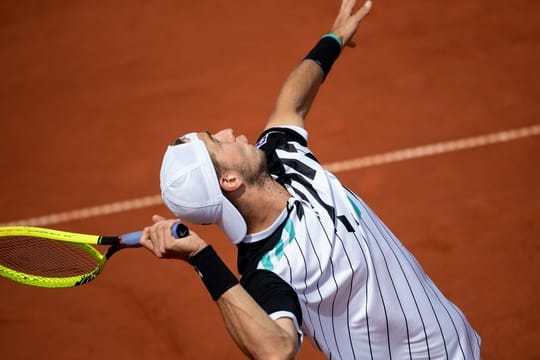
{"left": 0, "top": 224, "right": 188, "bottom": 288}
{"left": 0, "top": 226, "right": 120, "bottom": 288}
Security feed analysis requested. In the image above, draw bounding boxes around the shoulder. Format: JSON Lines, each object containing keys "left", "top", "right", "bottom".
{"left": 256, "top": 126, "right": 308, "bottom": 150}
{"left": 257, "top": 126, "right": 322, "bottom": 179}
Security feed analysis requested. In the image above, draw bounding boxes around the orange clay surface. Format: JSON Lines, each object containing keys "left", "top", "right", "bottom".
{"left": 0, "top": 1, "right": 539, "bottom": 359}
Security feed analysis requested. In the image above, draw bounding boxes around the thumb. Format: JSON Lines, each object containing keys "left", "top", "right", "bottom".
{"left": 152, "top": 214, "right": 167, "bottom": 223}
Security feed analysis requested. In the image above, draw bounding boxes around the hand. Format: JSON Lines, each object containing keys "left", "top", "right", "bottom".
{"left": 139, "top": 215, "right": 207, "bottom": 262}
{"left": 330, "top": 0, "right": 372, "bottom": 48}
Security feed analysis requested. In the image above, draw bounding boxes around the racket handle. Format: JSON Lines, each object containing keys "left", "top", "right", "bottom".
{"left": 172, "top": 222, "right": 190, "bottom": 238}
{"left": 120, "top": 222, "right": 190, "bottom": 246}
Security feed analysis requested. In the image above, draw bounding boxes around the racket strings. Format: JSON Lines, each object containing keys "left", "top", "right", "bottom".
{"left": 0, "top": 236, "right": 100, "bottom": 277}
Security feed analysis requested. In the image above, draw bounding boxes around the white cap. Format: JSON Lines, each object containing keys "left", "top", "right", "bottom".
{"left": 160, "top": 133, "right": 248, "bottom": 244}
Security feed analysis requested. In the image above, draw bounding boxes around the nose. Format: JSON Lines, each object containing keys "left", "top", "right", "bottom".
{"left": 214, "top": 128, "right": 235, "bottom": 142}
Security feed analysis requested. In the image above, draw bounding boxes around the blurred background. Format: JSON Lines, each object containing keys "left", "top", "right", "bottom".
{"left": 0, "top": 1, "right": 539, "bottom": 358}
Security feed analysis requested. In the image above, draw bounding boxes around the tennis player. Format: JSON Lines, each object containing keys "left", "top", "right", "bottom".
{"left": 141, "top": 1, "right": 482, "bottom": 358}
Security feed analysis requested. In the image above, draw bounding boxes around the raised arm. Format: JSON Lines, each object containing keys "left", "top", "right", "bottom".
{"left": 265, "top": 0, "right": 372, "bottom": 130}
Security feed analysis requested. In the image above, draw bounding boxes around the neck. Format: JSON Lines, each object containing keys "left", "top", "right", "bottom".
{"left": 233, "top": 178, "right": 290, "bottom": 234}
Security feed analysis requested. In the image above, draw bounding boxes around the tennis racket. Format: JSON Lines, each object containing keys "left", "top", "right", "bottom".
{"left": 0, "top": 223, "right": 189, "bottom": 288}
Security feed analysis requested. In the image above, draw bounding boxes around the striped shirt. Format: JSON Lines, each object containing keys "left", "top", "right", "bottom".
{"left": 238, "top": 126, "right": 481, "bottom": 359}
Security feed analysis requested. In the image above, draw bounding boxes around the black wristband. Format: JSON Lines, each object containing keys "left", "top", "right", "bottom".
{"left": 189, "top": 245, "right": 239, "bottom": 301}
{"left": 304, "top": 34, "right": 342, "bottom": 81}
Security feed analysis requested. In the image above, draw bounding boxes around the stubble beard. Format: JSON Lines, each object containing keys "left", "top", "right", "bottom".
{"left": 241, "top": 150, "right": 271, "bottom": 188}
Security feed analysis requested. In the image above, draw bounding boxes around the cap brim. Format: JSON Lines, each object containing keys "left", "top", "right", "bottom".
{"left": 218, "top": 197, "right": 248, "bottom": 244}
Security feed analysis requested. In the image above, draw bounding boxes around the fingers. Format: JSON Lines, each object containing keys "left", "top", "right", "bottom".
{"left": 340, "top": 0, "right": 353, "bottom": 13}
{"left": 141, "top": 225, "right": 163, "bottom": 258}
{"left": 332, "top": 0, "right": 372, "bottom": 48}
{"left": 139, "top": 226, "right": 157, "bottom": 255}
{"left": 152, "top": 214, "right": 166, "bottom": 224}
{"left": 157, "top": 224, "right": 167, "bottom": 254}
{"left": 140, "top": 216, "right": 206, "bottom": 262}
{"left": 354, "top": 1, "right": 372, "bottom": 20}
{"left": 155, "top": 218, "right": 176, "bottom": 256}
{"left": 340, "top": 0, "right": 372, "bottom": 16}
{"left": 140, "top": 216, "right": 177, "bottom": 258}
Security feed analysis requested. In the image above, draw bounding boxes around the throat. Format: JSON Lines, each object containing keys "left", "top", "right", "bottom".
{"left": 243, "top": 181, "right": 290, "bottom": 234}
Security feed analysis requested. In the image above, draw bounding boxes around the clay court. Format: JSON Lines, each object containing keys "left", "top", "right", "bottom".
{"left": 0, "top": 1, "right": 538, "bottom": 359}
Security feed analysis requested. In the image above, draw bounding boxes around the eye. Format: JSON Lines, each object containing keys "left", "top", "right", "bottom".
{"left": 205, "top": 131, "right": 220, "bottom": 144}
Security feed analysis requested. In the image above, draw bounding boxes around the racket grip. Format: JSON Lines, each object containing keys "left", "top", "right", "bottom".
{"left": 121, "top": 222, "right": 190, "bottom": 246}
{"left": 172, "top": 222, "right": 190, "bottom": 238}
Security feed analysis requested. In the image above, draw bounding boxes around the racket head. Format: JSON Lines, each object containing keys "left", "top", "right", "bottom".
{"left": 0, "top": 227, "right": 107, "bottom": 288}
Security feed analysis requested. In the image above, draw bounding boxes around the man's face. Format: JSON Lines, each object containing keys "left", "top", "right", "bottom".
{"left": 197, "top": 129, "right": 268, "bottom": 185}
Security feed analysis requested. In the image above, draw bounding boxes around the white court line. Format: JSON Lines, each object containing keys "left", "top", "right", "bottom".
{"left": 2, "top": 124, "right": 539, "bottom": 227}
{"left": 324, "top": 124, "right": 540, "bottom": 173}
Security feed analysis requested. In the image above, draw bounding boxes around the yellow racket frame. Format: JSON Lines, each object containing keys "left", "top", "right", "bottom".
{"left": 0, "top": 226, "right": 107, "bottom": 288}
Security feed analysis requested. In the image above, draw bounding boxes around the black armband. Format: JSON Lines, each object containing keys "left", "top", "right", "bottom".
{"left": 189, "top": 245, "right": 239, "bottom": 301}
{"left": 304, "top": 34, "right": 343, "bottom": 81}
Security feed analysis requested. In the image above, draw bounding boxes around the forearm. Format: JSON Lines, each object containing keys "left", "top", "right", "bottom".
{"left": 265, "top": 59, "right": 324, "bottom": 130}
{"left": 264, "top": 0, "right": 372, "bottom": 131}
{"left": 217, "top": 285, "right": 298, "bottom": 360}
{"left": 265, "top": 34, "right": 344, "bottom": 131}
{"left": 189, "top": 246, "right": 298, "bottom": 360}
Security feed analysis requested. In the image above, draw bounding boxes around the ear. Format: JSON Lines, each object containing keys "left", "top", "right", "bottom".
{"left": 219, "top": 171, "right": 243, "bottom": 192}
